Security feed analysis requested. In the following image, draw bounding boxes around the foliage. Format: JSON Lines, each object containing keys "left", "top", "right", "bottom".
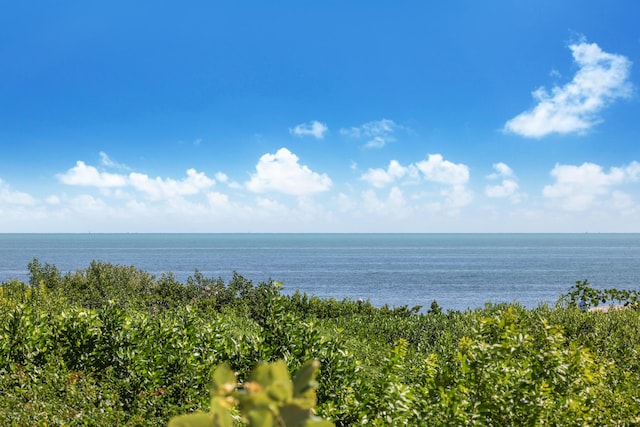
{"left": 2, "top": 260, "right": 640, "bottom": 425}
{"left": 169, "top": 360, "right": 333, "bottom": 427}
{"left": 561, "top": 278, "right": 640, "bottom": 310}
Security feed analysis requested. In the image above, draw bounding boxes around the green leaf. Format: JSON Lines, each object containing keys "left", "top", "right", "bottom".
{"left": 303, "top": 421, "right": 335, "bottom": 427}
{"left": 212, "top": 363, "right": 237, "bottom": 397}
{"left": 292, "top": 360, "right": 320, "bottom": 398}
{"left": 168, "top": 412, "right": 213, "bottom": 427}
{"left": 246, "top": 408, "right": 275, "bottom": 427}
{"left": 211, "top": 398, "right": 235, "bottom": 427}
{"left": 251, "top": 360, "right": 290, "bottom": 388}
{"left": 280, "top": 403, "right": 313, "bottom": 426}
{"left": 266, "top": 381, "right": 291, "bottom": 403}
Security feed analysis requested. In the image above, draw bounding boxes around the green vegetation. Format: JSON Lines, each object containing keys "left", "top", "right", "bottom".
{"left": 2, "top": 260, "right": 640, "bottom": 426}
{"left": 169, "top": 360, "right": 332, "bottom": 427}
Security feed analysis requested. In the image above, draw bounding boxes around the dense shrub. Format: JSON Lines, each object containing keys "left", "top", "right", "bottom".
{"left": 2, "top": 261, "right": 640, "bottom": 425}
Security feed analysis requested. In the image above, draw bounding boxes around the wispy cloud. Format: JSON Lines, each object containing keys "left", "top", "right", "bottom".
{"left": 245, "top": 147, "right": 332, "bottom": 196}
{"left": 340, "top": 118, "right": 401, "bottom": 149}
{"left": 543, "top": 161, "right": 640, "bottom": 211}
{"left": 504, "top": 39, "right": 633, "bottom": 138}
{"left": 289, "top": 120, "right": 328, "bottom": 139}
{"left": 0, "top": 179, "right": 37, "bottom": 205}
{"left": 100, "top": 152, "right": 131, "bottom": 170}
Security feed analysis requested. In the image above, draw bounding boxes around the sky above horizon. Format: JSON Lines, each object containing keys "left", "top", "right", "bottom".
{"left": 1, "top": 1, "right": 639, "bottom": 232}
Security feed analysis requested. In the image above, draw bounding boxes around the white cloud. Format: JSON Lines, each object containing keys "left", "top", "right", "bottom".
{"left": 543, "top": 161, "right": 640, "bottom": 211}
{"left": 256, "top": 196, "right": 288, "bottom": 213}
{"left": 100, "top": 152, "right": 130, "bottom": 170}
{"left": 245, "top": 147, "right": 332, "bottom": 196}
{"left": 441, "top": 185, "right": 474, "bottom": 211}
{"left": 611, "top": 190, "right": 635, "bottom": 213}
{"left": 69, "top": 194, "right": 108, "bottom": 213}
{"left": 206, "top": 191, "right": 230, "bottom": 208}
{"left": 215, "top": 172, "right": 229, "bottom": 183}
{"left": 364, "top": 136, "right": 386, "bottom": 149}
{"left": 359, "top": 155, "right": 473, "bottom": 215}
{"left": 58, "top": 161, "right": 128, "bottom": 187}
{"left": 486, "top": 180, "right": 519, "bottom": 199}
{"left": 337, "top": 192, "right": 357, "bottom": 213}
{"left": 9, "top": 148, "right": 640, "bottom": 232}
{"left": 59, "top": 160, "right": 215, "bottom": 200}
{"left": 129, "top": 168, "right": 215, "bottom": 200}
{"left": 0, "top": 179, "right": 37, "bottom": 205}
{"left": 290, "top": 120, "right": 328, "bottom": 139}
{"left": 362, "top": 155, "right": 468, "bottom": 189}
{"left": 340, "top": 118, "right": 400, "bottom": 148}
{"left": 361, "top": 160, "right": 416, "bottom": 188}
{"left": 485, "top": 162, "right": 521, "bottom": 201}
{"left": 487, "top": 162, "right": 514, "bottom": 179}
{"left": 361, "top": 187, "right": 411, "bottom": 218}
{"left": 415, "top": 154, "right": 469, "bottom": 186}
{"left": 504, "top": 39, "right": 633, "bottom": 138}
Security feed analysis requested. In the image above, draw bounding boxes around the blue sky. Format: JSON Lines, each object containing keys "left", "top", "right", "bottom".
{"left": 1, "top": 1, "right": 639, "bottom": 232}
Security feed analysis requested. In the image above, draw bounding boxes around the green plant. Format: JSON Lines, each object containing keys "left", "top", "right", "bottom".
{"left": 561, "top": 279, "right": 639, "bottom": 310}
{"left": 168, "top": 359, "right": 334, "bottom": 427}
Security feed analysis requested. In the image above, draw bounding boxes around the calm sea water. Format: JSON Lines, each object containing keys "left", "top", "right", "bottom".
{"left": 1, "top": 233, "right": 639, "bottom": 311}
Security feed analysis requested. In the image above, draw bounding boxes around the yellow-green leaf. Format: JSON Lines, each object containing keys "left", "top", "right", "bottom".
{"left": 168, "top": 412, "right": 213, "bottom": 427}
{"left": 212, "top": 363, "right": 237, "bottom": 397}
{"left": 246, "top": 408, "right": 275, "bottom": 427}
{"left": 292, "top": 360, "right": 320, "bottom": 398}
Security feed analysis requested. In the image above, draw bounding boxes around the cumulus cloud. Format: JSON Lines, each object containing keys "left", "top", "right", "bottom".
{"left": 340, "top": 118, "right": 400, "bottom": 148}
{"left": 245, "top": 147, "right": 332, "bottom": 196}
{"left": 215, "top": 172, "right": 229, "bottom": 183}
{"left": 543, "top": 161, "right": 640, "bottom": 211}
{"left": 361, "top": 155, "right": 469, "bottom": 188}
{"left": 360, "top": 154, "right": 473, "bottom": 213}
{"left": 486, "top": 180, "right": 519, "bottom": 199}
{"left": 58, "top": 161, "right": 128, "bottom": 187}
{"left": 129, "top": 169, "right": 215, "bottom": 200}
{"left": 485, "top": 162, "right": 521, "bottom": 201}
{"left": 360, "top": 160, "right": 417, "bottom": 188}
{"left": 415, "top": 154, "right": 470, "bottom": 186}
{"left": 290, "top": 120, "right": 328, "bottom": 139}
{"left": 504, "top": 39, "right": 633, "bottom": 138}
{"left": 58, "top": 161, "right": 215, "bottom": 200}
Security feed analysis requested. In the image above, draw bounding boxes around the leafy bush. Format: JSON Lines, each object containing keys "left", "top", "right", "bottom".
{"left": 3, "top": 262, "right": 640, "bottom": 425}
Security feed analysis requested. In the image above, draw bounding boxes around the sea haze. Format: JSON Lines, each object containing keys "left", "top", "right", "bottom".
{"left": 1, "top": 233, "right": 639, "bottom": 312}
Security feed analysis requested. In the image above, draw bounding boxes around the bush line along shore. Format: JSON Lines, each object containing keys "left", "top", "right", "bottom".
{"left": 1, "top": 259, "right": 640, "bottom": 425}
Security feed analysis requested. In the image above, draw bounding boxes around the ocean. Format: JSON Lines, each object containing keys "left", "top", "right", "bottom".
{"left": 1, "top": 233, "right": 639, "bottom": 311}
